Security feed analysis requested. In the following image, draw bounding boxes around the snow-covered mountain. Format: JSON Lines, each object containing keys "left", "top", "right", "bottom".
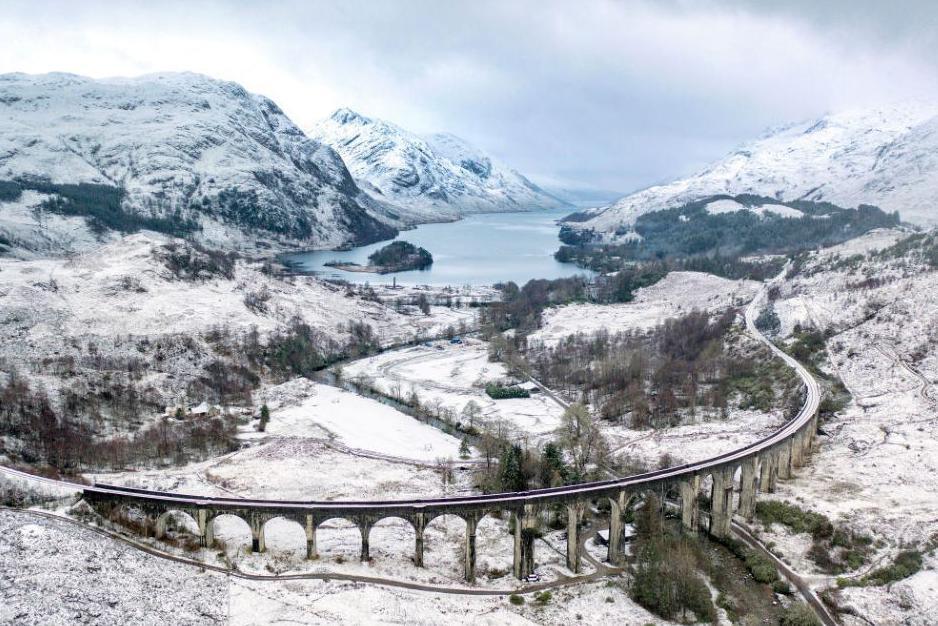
{"left": 0, "top": 72, "right": 397, "bottom": 254}
{"left": 310, "top": 109, "right": 568, "bottom": 223}
{"left": 570, "top": 101, "right": 938, "bottom": 239}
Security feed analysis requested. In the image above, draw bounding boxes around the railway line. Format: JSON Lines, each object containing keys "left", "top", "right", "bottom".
{"left": 1, "top": 277, "right": 822, "bottom": 590}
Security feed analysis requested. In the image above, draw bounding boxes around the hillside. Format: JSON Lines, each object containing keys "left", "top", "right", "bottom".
{"left": 569, "top": 102, "right": 938, "bottom": 240}
{"left": 310, "top": 108, "right": 567, "bottom": 224}
{"left": 0, "top": 72, "right": 397, "bottom": 256}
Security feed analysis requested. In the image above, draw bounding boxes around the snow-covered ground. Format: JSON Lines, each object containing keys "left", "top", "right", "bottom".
{"left": 755, "top": 228, "right": 938, "bottom": 623}
{"left": 258, "top": 378, "right": 468, "bottom": 463}
{"left": 530, "top": 272, "right": 758, "bottom": 346}
{"left": 0, "top": 233, "right": 477, "bottom": 423}
{"left": 0, "top": 232, "right": 474, "bottom": 346}
{"left": 704, "top": 198, "right": 805, "bottom": 219}
{"left": 0, "top": 509, "right": 227, "bottom": 625}
{"left": 88, "top": 435, "right": 469, "bottom": 503}
{"left": 342, "top": 340, "right": 566, "bottom": 444}
{"left": 228, "top": 576, "right": 668, "bottom": 626}
{"left": 605, "top": 408, "right": 786, "bottom": 470}
{"left": 0, "top": 506, "right": 674, "bottom": 626}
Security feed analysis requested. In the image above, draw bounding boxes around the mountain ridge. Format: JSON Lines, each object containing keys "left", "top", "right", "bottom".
{"left": 0, "top": 72, "right": 397, "bottom": 255}
{"left": 310, "top": 108, "right": 568, "bottom": 224}
{"left": 569, "top": 101, "right": 938, "bottom": 239}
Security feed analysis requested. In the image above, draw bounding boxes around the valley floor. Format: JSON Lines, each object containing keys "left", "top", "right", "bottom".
{"left": 3, "top": 230, "right": 938, "bottom": 624}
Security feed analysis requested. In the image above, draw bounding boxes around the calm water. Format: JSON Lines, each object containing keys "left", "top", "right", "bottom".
{"left": 282, "top": 208, "right": 593, "bottom": 286}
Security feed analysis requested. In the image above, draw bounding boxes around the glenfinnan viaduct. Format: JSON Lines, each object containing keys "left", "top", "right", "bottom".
{"left": 79, "top": 291, "right": 821, "bottom": 582}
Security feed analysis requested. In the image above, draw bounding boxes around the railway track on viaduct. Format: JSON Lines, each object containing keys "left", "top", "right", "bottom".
{"left": 1, "top": 280, "right": 828, "bottom": 620}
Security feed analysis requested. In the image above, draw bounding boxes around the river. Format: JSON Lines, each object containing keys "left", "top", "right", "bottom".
{"left": 281, "top": 207, "right": 593, "bottom": 286}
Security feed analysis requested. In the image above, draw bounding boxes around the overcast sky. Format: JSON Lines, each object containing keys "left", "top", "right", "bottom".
{"left": 2, "top": 1, "right": 937, "bottom": 194}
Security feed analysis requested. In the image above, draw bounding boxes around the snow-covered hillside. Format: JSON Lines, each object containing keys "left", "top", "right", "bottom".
{"left": 310, "top": 108, "right": 567, "bottom": 223}
{"left": 572, "top": 102, "right": 938, "bottom": 238}
{"left": 0, "top": 72, "right": 396, "bottom": 255}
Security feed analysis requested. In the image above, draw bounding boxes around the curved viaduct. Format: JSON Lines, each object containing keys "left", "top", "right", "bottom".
{"left": 23, "top": 287, "right": 822, "bottom": 583}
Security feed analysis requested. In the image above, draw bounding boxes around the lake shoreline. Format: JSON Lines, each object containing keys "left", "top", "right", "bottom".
{"left": 281, "top": 208, "right": 592, "bottom": 286}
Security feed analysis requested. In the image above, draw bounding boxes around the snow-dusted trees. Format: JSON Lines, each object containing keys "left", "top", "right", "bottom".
{"left": 558, "top": 403, "right": 608, "bottom": 481}
{"left": 460, "top": 400, "right": 481, "bottom": 430}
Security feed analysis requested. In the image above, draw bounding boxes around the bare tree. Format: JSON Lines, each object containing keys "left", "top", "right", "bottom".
{"left": 559, "top": 402, "right": 609, "bottom": 479}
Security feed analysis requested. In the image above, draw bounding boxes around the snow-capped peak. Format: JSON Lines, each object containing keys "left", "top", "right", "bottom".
{"left": 310, "top": 108, "right": 567, "bottom": 223}
{"left": 329, "top": 107, "right": 370, "bottom": 125}
{"left": 571, "top": 100, "right": 938, "bottom": 238}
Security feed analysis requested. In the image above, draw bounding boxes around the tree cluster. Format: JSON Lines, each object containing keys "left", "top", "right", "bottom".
{"left": 367, "top": 240, "right": 433, "bottom": 272}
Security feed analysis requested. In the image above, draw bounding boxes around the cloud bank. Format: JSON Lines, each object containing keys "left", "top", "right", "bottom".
{"left": 2, "top": 0, "right": 936, "bottom": 193}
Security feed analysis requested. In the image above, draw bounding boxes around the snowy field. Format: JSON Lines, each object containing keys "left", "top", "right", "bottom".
{"left": 0, "top": 233, "right": 476, "bottom": 347}
{"left": 89, "top": 436, "right": 470, "bottom": 503}
{"left": 530, "top": 272, "right": 759, "bottom": 346}
{"left": 0, "top": 509, "right": 226, "bottom": 625}
{"left": 605, "top": 407, "right": 786, "bottom": 470}
{"left": 343, "top": 340, "right": 566, "bottom": 444}
{"left": 258, "top": 378, "right": 469, "bottom": 462}
{"left": 228, "top": 576, "right": 668, "bottom": 626}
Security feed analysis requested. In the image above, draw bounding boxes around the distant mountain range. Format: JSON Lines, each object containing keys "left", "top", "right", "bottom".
{"left": 0, "top": 72, "right": 398, "bottom": 254}
{"left": 310, "top": 108, "right": 568, "bottom": 224}
{"left": 4, "top": 73, "right": 937, "bottom": 256}
{"left": 569, "top": 101, "right": 938, "bottom": 240}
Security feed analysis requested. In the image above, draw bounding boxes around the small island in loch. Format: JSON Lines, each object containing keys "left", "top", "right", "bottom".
{"left": 325, "top": 240, "right": 434, "bottom": 274}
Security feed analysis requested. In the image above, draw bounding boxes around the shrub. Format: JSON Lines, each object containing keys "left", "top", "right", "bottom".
{"left": 861, "top": 550, "right": 922, "bottom": 587}
{"left": 485, "top": 383, "right": 530, "bottom": 399}
{"left": 772, "top": 580, "right": 793, "bottom": 595}
{"left": 745, "top": 550, "right": 780, "bottom": 584}
{"left": 780, "top": 603, "right": 821, "bottom": 626}
{"left": 158, "top": 241, "right": 237, "bottom": 281}
{"left": 534, "top": 591, "right": 552, "bottom": 605}
{"left": 755, "top": 501, "right": 832, "bottom": 539}
{"left": 508, "top": 594, "right": 525, "bottom": 606}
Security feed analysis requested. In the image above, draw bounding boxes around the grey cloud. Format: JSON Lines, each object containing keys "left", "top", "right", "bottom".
{"left": 1, "top": 0, "right": 936, "bottom": 193}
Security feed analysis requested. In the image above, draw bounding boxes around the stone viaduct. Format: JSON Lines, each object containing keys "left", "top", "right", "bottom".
{"left": 76, "top": 288, "right": 820, "bottom": 582}
{"left": 83, "top": 403, "right": 818, "bottom": 582}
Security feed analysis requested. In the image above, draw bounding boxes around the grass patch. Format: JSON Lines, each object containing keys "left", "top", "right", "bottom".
{"left": 838, "top": 550, "right": 923, "bottom": 588}
{"left": 756, "top": 500, "right": 873, "bottom": 574}
{"left": 780, "top": 603, "right": 821, "bottom": 626}
{"left": 755, "top": 500, "right": 833, "bottom": 539}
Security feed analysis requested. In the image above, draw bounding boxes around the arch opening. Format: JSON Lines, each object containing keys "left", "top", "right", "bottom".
{"left": 315, "top": 517, "right": 362, "bottom": 562}
{"left": 474, "top": 512, "right": 514, "bottom": 581}
{"left": 260, "top": 516, "right": 307, "bottom": 557}
{"left": 368, "top": 516, "right": 416, "bottom": 564}
{"left": 424, "top": 513, "right": 468, "bottom": 576}
{"left": 208, "top": 513, "right": 252, "bottom": 556}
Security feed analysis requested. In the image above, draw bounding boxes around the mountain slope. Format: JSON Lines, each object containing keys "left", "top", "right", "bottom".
{"left": 0, "top": 72, "right": 396, "bottom": 255}
{"left": 571, "top": 102, "right": 938, "bottom": 239}
{"left": 310, "top": 109, "right": 567, "bottom": 223}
